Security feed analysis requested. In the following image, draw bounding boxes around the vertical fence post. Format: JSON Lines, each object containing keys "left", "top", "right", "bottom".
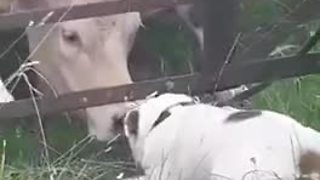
{"left": 197, "top": 0, "right": 240, "bottom": 93}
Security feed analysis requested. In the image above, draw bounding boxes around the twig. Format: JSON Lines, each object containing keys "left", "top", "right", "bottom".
{"left": 217, "top": 82, "right": 272, "bottom": 106}
{"left": 14, "top": 52, "right": 58, "bottom": 97}
{"left": 95, "top": 134, "right": 121, "bottom": 158}
{"left": 4, "top": 61, "right": 40, "bottom": 87}
{"left": 52, "top": 135, "right": 93, "bottom": 166}
{"left": 213, "top": 33, "right": 242, "bottom": 92}
{"left": 25, "top": 66, "right": 58, "bottom": 97}
{"left": 22, "top": 72, "right": 50, "bottom": 167}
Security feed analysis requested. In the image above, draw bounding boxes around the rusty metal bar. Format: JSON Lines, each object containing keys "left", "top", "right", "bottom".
{"left": 0, "top": 0, "right": 192, "bottom": 30}
{"left": 1, "top": 53, "right": 320, "bottom": 120}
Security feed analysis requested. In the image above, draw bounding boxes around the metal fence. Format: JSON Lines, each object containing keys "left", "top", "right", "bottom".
{"left": 0, "top": 0, "right": 320, "bottom": 119}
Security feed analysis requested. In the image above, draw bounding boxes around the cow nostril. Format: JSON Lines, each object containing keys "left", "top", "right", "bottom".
{"left": 112, "top": 114, "right": 125, "bottom": 133}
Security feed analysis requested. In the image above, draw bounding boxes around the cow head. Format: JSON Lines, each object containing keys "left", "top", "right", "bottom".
{"left": 11, "top": 0, "right": 142, "bottom": 141}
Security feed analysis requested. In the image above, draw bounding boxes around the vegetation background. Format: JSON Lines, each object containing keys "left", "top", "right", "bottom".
{"left": 0, "top": 0, "right": 319, "bottom": 179}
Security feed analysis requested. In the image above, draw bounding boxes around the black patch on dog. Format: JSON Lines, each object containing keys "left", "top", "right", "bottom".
{"left": 125, "top": 110, "right": 139, "bottom": 136}
{"left": 150, "top": 101, "right": 196, "bottom": 131}
{"left": 225, "top": 110, "right": 262, "bottom": 123}
{"left": 151, "top": 110, "right": 171, "bottom": 130}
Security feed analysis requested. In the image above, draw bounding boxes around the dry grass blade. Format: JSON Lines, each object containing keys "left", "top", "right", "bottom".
{"left": 213, "top": 33, "right": 242, "bottom": 93}
{"left": 52, "top": 135, "right": 93, "bottom": 166}
{"left": 0, "top": 1, "right": 77, "bottom": 177}
{"left": 0, "top": 140, "right": 6, "bottom": 179}
{"left": 22, "top": 72, "right": 51, "bottom": 168}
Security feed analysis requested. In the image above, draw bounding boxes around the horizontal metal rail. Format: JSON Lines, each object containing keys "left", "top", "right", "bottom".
{"left": 0, "top": 0, "right": 192, "bottom": 30}
{"left": 0, "top": 53, "right": 320, "bottom": 120}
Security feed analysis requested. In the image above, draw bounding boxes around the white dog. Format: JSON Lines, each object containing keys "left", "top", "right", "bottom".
{"left": 123, "top": 93, "right": 320, "bottom": 180}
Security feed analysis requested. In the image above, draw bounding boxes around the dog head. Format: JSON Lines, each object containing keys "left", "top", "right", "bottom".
{"left": 123, "top": 93, "right": 194, "bottom": 164}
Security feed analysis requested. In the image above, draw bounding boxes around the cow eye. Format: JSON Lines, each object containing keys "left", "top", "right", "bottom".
{"left": 62, "top": 29, "right": 81, "bottom": 45}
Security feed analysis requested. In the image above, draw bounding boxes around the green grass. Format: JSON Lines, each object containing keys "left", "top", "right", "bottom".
{"left": 0, "top": 154, "right": 135, "bottom": 180}
{"left": 253, "top": 75, "right": 320, "bottom": 130}
{"left": 0, "top": 116, "right": 137, "bottom": 179}
{"left": 0, "top": 133, "right": 138, "bottom": 180}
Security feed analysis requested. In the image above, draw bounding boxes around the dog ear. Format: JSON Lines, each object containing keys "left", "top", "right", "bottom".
{"left": 124, "top": 110, "right": 139, "bottom": 137}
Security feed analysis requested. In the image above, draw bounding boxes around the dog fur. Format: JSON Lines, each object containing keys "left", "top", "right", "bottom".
{"left": 123, "top": 93, "right": 320, "bottom": 180}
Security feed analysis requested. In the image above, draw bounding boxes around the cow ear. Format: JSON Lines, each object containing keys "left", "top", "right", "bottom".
{"left": 124, "top": 110, "right": 139, "bottom": 137}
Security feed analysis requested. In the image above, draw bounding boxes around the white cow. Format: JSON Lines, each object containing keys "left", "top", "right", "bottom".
{"left": 123, "top": 93, "right": 320, "bottom": 180}
{"left": 11, "top": 0, "right": 142, "bottom": 141}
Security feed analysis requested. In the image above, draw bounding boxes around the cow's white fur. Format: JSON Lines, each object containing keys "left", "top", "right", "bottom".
{"left": 0, "top": 78, "right": 14, "bottom": 102}
{"left": 124, "top": 93, "right": 320, "bottom": 180}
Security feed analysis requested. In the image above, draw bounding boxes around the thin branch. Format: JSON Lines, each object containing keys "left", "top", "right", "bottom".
{"left": 25, "top": 67, "right": 58, "bottom": 97}
{"left": 22, "top": 72, "right": 50, "bottom": 167}
{"left": 213, "top": 33, "right": 242, "bottom": 92}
